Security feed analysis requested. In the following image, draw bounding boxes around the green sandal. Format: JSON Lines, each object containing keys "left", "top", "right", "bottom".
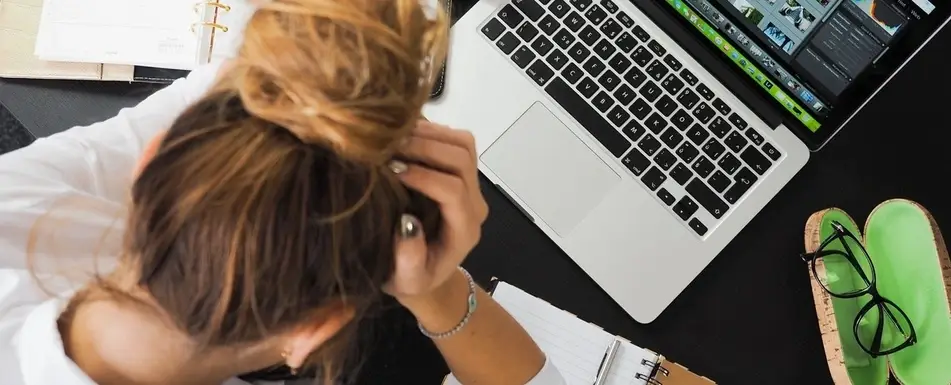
{"left": 804, "top": 200, "right": 951, "bottom": 385}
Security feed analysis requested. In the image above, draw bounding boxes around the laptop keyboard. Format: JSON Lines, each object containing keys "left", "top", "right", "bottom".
{"left": 481, "top": 0, "right": 784, "bottom": 237}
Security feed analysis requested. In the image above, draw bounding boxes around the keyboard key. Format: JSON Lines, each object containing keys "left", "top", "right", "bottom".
{"left": 550, "top": 0, "right": 572, "bottom": 17}
{"left": 568, "top": 42, "right": 591, "bottom": 62}
{"left": 724, "top": 131, "right": 748, "bottom": 153}
{"left": 579, "top": 26, "right": 601, "bottom": 45}
{"left": 686, "top": 179, "right": 727, "bottom": 218}
{"left": 598, "top": 70, "right": 621, "bottom": 91}
{"left": 621, "top": 120, "right": 646, "bottom": 141}
{"left": 499, "top": 5, "right": 525, "bottom": 27}
{"left": 614, "top": 84, "right": 637, "bottom": 105}
{"left": 644, "top": 112, "right": 667, "bottom": 134}
{"left": 564, "top": 12, "right": 585, "bottom": 31}
{"left": 631, "top": 46, "right": 654, "bottom": 66}
{"left": 547, "top": 49, "right": 570, "bottom": 70}
{"left": 553, "top": 29, "right": 577, "bottom": 49}
{"left": 675, "top": 142, "right": 699, "bottom": 163}
{"left": 728, "top": 113, "right": 747, "bottom": 130}
{"left": 623, "top": 67, "right": 646, "bottom": 88}
{"left": 645, "top": 60, "right": 669, "bottom": 81}
{"left": 526, "top": 60, "right": 555, "bottom": 86}
{"left": 592, "top": 91, "right": 614, "bottom": 112}
{"left": 482, "top": 18, "right": 506, "bottom": 40}
{"left": 657, "top": 188, "right": 676, "bottom": 206}
{"left": 708, "top": 170, "right": 730, "bottom": 193}
{"left": 539, "top": 15, "right": 561, "bottom": 34}
{"left": 673, "top": 196, "right": 698, "bottom": 220}
{"left": 594, "top": 39, "right": 617, "bottom": 59}
{"left": 570, "top": 0, "right": 593, "bottom": 11}
{"left": 516, "top": 23, "right": 540, "bottom": 42}
{"left": 647, "top": 40, "right": 666, "bottom": 56}
{"left": 497, "top": 32, "right": 520, "bottom": 54}
{"left": 639, "top": 81, "right": 662, "bottom": 102}
{"left": 680, "top": 69, "right": 698, "bottom": 85}
{"left": 616, "top": 32, "right": 638, "bottom": 53}
{"left": 562, "top": 63, "right": 584, "bottom": 84}
{"left": 670, "top": 163, "right": 693, "bottom": 185}
{"left": 514, "top": 0, "right": 546, "bottom": 20}
{"left": 686, "top": 124, "right": 709, "bottom": 145}
{"left": 696, "top": 83, "right": 715, "bottom": 100}
{"left": 745, "top": 129, "right": 764, "bottom": 145}
{"left": 511, "top": 46, "right": 536, "bottom": 68}
{"left": 642, "top": 167, "right": 667, "bottom": 191}
{"left": 692, "top": 102, "right": 715, "bottom": 123}
{"left": 762, "top": 142, "right": 781, "bottom": 160}
{"left": 608, "top": 53, "right": 632, "bottom": 74}
{"left": 712, "top": 98, "right": 731, "bottom": 115}
{"left": 629, "top": 98, "right": 651, "bottom": 119}
{"left": 724, "top": 168, "right": 757, "bottom": 204}
{"left": 600, "top": 19, "right": 622, "bottom": 39}
{"left": 632, "top": 25, "right": 650, "bottom": 42}
{"left": 701, "top": 139, "right": 725, "bottom": 160}
{"left": 601, "top": 0, "right": 620, "bottom": 12}
{"left": 655, "top": 149, "right": 677, "bottom": 170}
{"left": 546, "top": 77, "right": 632, "bottom": 157}
{"left": 539, "top": 0, "right": 553, "bottom": 4}
{"left": 708, "top": 116, "right": 731, "bottom": 138}
{"left": 576, "top": 77, "right": 598, "bottom": 97}
{"left": 740, "top": 146, "right": 772, "bottom": 175}
{"left": 717, "top": 152, "right": 741, "bottom": 174}
{"left": 692, "top": 156, "right": 715, "bottom": 177}
{"left": 661, "top": 74, "right": 685, "bottom": 96}
{"left": 638, "top": 134, "right": 662, "bottom": 156}
{"left": 655, "top": 95, "right": 677, "bottom": 116}
{"left": 663, "top": 55, "right": 682, "bottom": 71}
{"left": 622, "top": 148, "right": 651, "bottom": 175}
{"left": 670, "top": 109, "right": 694, "bottom": 131}
{"left": 617, "top": 11, "right": 635, "bottom": 27}
{"left": 676, "top": 88, "right": 700, "bottom": 110}
{"left": 689, "top": 218, "right": 708, "bottom": 235}
{"left": 607, "top": 105, "right": 630, "bottom": 127}
{"left": 531, "top": 35, "right": 554, "bottom": 55}
{"left": 660, "top": 126, "right": 683, "bottom": 148}
{"left": 584, "top": 5, "right": 608, "bottom": 25}
{"left": 583, "top": 57, "right": 606, "bottom": 76}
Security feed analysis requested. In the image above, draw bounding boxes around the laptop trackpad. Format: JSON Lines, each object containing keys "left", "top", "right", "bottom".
{"left": 481, "top": 102, "right": 620, "bottom": 237}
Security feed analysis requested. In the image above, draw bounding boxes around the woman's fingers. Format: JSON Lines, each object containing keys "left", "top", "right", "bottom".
{"left": 413, "top": 121, "right": 477, "bottom": 162}
{"left": 395, "top": 162, "right": 471, "bottom": 247}
{"left": 399, "top": 136, "right": 474, "bottom": 179}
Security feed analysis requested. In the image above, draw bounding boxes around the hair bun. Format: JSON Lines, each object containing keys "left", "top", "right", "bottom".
{"left": 229, "top": 0, "right": 448, "bottom": 163}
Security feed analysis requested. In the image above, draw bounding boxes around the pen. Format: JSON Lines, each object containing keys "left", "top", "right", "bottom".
{"left": 593, "top": 339, "right": 621, "bottom": 385}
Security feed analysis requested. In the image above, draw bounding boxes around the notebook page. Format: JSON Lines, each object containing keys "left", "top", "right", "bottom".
{"left": 494, "top": 282, "right": 658, "bottom": 385}
{"left": 0, "top": 0, "right": 102, "bottom": 79}
{"left": 34, "top": 0, "right": 200, "bottom": 69}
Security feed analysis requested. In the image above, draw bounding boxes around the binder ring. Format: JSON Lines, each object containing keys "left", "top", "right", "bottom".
{"left": 635, "top": 373, "right": 663, "bottom": 385}
{"left": 640, "top": 358, "right": 670, "bottom": 376}
{"left": 194, "top": 1, "right": 232, "bottom": 13}
{"left": 191, "top": 22, "right": 230, "bottom": 33}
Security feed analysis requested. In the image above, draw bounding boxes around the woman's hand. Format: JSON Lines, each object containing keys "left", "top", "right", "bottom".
{"left": 383, "top": 121, "right": 489, "bottom": 304}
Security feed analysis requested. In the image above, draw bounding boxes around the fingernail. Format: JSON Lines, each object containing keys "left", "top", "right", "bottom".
{"left": 388, "top": 160, "right": 408, "bottom": 175}
{"left": 400, "top": 214, "right": 421, "bottom": 238}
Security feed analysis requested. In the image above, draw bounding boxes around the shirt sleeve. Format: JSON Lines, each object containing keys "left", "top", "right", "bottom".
{"left": 0, "top": 62, "right": 222, "bottom": 275}
{"left": 442, "top": 357, "right": 567, "bottom": 385}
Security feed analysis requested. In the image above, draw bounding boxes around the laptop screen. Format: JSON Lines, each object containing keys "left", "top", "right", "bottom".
{"left": 659, "top": 0, "right": 945, "bottom": 146}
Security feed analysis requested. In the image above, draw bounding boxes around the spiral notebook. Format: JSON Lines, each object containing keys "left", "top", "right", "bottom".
{"left": 0, "top": 0, "right": 250, "bottom": 82}
{"left": 444, "top": 281, "right": 715, "bottom": 385}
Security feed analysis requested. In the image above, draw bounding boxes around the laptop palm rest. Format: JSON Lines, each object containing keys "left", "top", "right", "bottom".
{"left": 481, "top": 102, "right": 620, "bottom": 237}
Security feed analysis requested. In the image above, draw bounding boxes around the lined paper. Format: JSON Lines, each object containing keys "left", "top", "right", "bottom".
{"left": 34, "top": 0, "right": 199, "bottom": 69}
{"left": 493, "top": 282, "right": 659, "bottom": 385}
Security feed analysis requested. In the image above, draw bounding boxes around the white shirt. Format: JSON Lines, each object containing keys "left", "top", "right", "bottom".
{"left": 0, "top": 63, "right": 566, "bottom": 385}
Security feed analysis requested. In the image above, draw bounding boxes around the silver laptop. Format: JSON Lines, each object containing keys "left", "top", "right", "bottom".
{"left": 423, "top": 0, "right": 949, "bottom": 322}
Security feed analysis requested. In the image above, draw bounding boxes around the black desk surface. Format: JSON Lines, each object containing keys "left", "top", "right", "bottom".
{"left": 2, "top": 2, "right": 950, "bottom": 383}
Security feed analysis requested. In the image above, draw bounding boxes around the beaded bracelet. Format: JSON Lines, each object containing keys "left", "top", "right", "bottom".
{"left": 418, "top": 267, "right": 478, "bottom": 339}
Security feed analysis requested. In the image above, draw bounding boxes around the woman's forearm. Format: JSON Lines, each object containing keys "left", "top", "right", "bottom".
{"left": 400, "top": 270, "right": 546, "bottom": 385}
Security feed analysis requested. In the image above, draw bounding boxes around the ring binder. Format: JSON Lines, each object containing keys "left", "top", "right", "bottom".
{"left": 191, "top": 22, "right": 230, "bottom": 34}
{"left": 636, "top": 373, "right": 664, "bottom": 385}
{"left": 193, "top": 1, "right": 232, "bottom": 13}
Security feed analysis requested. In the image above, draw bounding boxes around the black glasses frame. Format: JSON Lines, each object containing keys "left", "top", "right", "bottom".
{"left": 800, "top": 221, "right": 917, "bottom": 357}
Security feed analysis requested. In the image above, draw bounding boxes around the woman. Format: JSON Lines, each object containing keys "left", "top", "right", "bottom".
{"left": 0, "top": 0, "right": 567, "bottom": 384}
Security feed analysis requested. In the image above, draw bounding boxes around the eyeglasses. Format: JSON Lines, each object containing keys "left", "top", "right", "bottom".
{"left": 800, "top": 220, "right": 917, "bottom": 357}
